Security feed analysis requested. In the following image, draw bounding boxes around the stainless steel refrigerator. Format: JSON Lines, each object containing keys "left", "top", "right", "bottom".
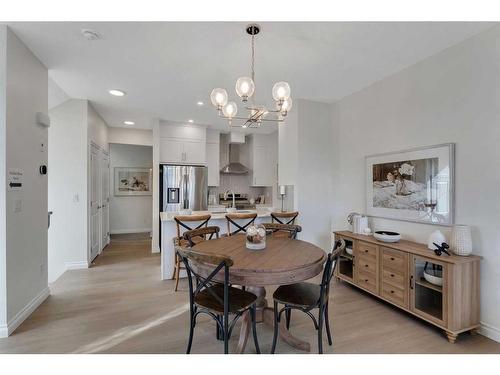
{"left": 160, "top": 165, "right": 208, "bottom": 212}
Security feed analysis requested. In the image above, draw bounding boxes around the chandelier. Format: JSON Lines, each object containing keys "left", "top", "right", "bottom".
{"left": 210, "top": 24, "right": 292, "bottom": 128}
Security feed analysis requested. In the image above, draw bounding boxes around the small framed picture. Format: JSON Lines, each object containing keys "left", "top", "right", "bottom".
{"left": 366, "top": 143, "right": 455, "bottom": 225}
{"left": 114, "top": 167, "right": 152, "bottom": 196}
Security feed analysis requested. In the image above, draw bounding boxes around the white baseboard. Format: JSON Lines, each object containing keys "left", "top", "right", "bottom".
{"left": 0, "top": 287, "right": 50, "bottom": 338}
{"left": 109, "top": 228, "right": 152, "bottom": 234}
{"left": 152, "top": 245, "right": 160, "bottom": 253}
{"left": 480, "top": 322, "right": 500, "bottom": 343}
{"left": 65, "top": 261, "right": 89, "bottom": 270}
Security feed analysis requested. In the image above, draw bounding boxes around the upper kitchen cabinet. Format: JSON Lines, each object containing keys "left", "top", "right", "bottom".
{"left": 248, "top": 133, "right": 277, "bottom": 187}
{"left": 159, "top": 122, "right": 206, "bottom": 165}
{"left": 206, "top": 130, "right": 220, "bottom": 186}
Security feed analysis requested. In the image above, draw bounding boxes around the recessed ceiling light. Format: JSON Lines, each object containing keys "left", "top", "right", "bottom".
{"left": 124, "top": 121, "right": 135, "bottom": 125}
{"left": 109, "top": 89, "right": 126, "bottom": 97}
{"left": 197, "top": 101, "right": 204, "bottom": 106}
{"left": 188, "top": 119, "right": 194, "bottom": 123}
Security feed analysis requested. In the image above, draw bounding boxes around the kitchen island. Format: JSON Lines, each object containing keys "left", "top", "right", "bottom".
{"left": 159, "top": 209, "right": 272, "bottom": 280}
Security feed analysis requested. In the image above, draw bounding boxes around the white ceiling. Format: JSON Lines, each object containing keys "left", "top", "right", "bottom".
{"left": 6, "top": 22, "right": 496, "bottom": 131}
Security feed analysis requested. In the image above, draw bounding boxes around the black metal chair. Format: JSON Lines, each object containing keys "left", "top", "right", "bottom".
{"left": 225, "top": 212, "right": 257, "bottom": 236}
{"left": 172, "top": 214, "right": 211, "bottom": 292}
{"left": 271, "top": 211, "right": 299, "bottom": 225}
{"left": 262, "top": 223, "right": 302, "bottom": 239}
{"left": 176, "top": 246, "right": 261, "bottom": 354}
{"left": 271, "top": 239, "right": 346, "bottom": 354}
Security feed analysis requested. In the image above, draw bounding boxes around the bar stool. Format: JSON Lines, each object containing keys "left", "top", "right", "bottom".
{"left": 172, "top": 214, "right": 211, "bottom": 291}
{"left": 225, "top": 212, "right": 258, "bottom": 236}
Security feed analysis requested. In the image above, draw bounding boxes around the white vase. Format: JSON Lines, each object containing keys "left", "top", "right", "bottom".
{"left": 451, "top": 225, "right": 473, "bottom": 256}
{"left": 428, "top": 230, "right": 446, "bottom": 250}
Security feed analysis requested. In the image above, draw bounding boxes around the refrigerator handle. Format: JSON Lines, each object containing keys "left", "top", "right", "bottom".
{"left": 182, "top": 172, "right": 189, "bottom": 209}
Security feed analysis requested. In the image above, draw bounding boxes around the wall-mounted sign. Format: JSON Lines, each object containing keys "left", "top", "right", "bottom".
{"left": 8, "top": 169, "right": 23, "bottom": 191}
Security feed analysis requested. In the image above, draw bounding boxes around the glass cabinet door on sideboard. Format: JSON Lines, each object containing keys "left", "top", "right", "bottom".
{"left": 337, "top": 237, "right": 355, "bottom": 282}
{"left": 410, "top": 255, "right": 447, "bottom": 326}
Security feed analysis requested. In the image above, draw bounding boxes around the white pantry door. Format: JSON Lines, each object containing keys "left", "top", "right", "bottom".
{"left": 100, "top": 151, "right": 110, "bottom": 252}
{"left": 89, "top": 145, "right": 100, "bottom": 262}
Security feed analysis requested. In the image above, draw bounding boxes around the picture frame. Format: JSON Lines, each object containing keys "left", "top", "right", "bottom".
{"left": 114, "top": 167, "right": 152, "bottom": 196}
{"left": 365, "top": 143, "right": 455, "bottom": 226}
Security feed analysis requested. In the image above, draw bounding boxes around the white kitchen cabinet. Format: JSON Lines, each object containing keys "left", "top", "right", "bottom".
{"left": 206, "top": 142, "right": 220, "bottom": 186}
{"left": 159, "top": 123, "right": 207, "bottom": 164}
{"left": 248, "top": 134, "right": 275, "bottom": 187}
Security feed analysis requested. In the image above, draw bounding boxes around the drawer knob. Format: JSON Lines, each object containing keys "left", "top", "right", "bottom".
{"left": 365, "top": 264, "right": 369, "bottom": 268}
{"left": 390, "top": 274, "right": 394, "bottom": 277}
{"left": 365, "top": 250, "right": 368, "bottom": 253}
{"left": 390, "top": 257, "right": 395, "bottom": 261}
{"left": 365, "top": 279, "right": 369, "bottom": 282}
{"left": 390, "top": 290, "right": 394, "bottom": 294}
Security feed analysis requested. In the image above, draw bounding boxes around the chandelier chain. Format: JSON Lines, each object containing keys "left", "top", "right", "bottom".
{"left": 251, "top": 33, "right": 255, "bottom": 82}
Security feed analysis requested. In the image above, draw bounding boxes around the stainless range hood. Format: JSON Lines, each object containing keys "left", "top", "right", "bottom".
{"left": 220, "top": 143, "right": 249, "bottom": 175}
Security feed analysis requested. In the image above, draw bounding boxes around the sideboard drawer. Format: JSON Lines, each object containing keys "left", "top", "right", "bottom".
{"left": 356, "top": 269, "right": 377, "bottom": 294}
{"left": 357, "top": 242, "right": 378, "bottom": 261}
{"left": 382, "top": 268, "right": 405, "bottom": 288}
{"left": 381, "top": 282, "right": 407, "bottom": 308}
{"left": 357, "top": 257, "right": 377, "bottom": 274}
{"left": 382, "top": 247, "right": 407, "bottom": 271}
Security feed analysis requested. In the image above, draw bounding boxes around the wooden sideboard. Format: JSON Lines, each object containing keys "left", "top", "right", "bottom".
{"left": 334, "top": 231, "right": 481, "bottom": 343}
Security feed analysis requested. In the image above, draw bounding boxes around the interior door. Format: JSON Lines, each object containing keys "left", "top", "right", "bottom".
{"left": 89, "top": 145, "right": 100, "bottom": 262}
{"left": 100, "top": 151, "right": 110, "bottom": 252}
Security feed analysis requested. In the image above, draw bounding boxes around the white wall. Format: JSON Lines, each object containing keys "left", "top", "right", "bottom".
{"left": 278, "top": 99, "right": 334, "bottom": 251}
{"left": 48, "top": 77, "right": 69, "bottom": 110}
{"left": 108, "top": 127, "right": 153, "bottom": 146}
{"left": 0, "top": 26, "right": 49, "bottom": 336}
{"left": 109, "top": 144, "right": 153, "bottom": 234}
{"left": 330, "top": 26, "right": 500, "bottom": 342}
{"left": 48, "top": 99, "right": 88, "bottom": 282}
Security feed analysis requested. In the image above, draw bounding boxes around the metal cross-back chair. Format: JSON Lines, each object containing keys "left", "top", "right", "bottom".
{"left": 175, "top": 246, "right": 261, "bottom": 354}
{"left": 225, "top": 212, "right": 257, "bottom": 236}
{"left": 262, "top": 223, "right": 302, "bottom": 239}
{"left": 172, "top": 214, "right": 211, "bottom": 291}
{"left": 271, "top": 238, "right": 346, "bottom": 354}
{"left": 271, "top": 211, "right": 299, "bottom": 225}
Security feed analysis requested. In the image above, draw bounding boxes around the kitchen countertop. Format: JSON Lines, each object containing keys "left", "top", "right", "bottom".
{"left": 160, "top": 209, "right": 272, "bottom": 222}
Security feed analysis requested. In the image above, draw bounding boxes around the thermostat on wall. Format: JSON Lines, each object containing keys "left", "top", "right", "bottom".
{"left": 36, "top": 112, "right": 50, "bottom": 127}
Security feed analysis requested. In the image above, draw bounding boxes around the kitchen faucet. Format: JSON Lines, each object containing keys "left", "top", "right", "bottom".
{"left": 224, "top": 189, "right": 236, "bottom": 209}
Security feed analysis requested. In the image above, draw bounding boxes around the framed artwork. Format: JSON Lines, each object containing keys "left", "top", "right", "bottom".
{"left": 366, "top": 144, "right": 455, "bottom": 225}
{"left": 114, "top": 167, "right": 152, "bottom": 196}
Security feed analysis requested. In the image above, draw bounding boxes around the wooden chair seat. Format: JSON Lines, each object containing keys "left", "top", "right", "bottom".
{"left": 273, "top": 282, "right": 321, "bottom": 307}
{"left": 195, "top": 284, "right": 258, "bottom": 314}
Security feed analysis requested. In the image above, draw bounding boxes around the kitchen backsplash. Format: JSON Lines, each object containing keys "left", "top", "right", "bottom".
{"left": 209, "top": 173, "right": 273, "bottom": 205}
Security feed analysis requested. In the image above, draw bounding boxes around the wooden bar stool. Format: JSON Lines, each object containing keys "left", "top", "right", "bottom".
{"left": 172, "top": 214, "right": 211, "bottom": 291}
{"left": 271, "top": 211, "right": 299, "bottom": 225}
{"left": 225, "top": 212, "right": 257, "bottom": 236}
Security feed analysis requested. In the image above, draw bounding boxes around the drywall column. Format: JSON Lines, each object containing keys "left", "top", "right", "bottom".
{"left": 151, "top": 118, "right": 160, "bottom": 253}
{"left": 0, "top": 26, "right": 49, "bottom": 337}
{"left": 48, "top": 99, "right": 88, "bottom": 282}
{"left": 278, "top": 99, "right": 334, "bottom": 251}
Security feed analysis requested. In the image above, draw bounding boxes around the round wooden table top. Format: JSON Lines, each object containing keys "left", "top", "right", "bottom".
{"left": 192, "top": 234, "right": 326, "bottom": 286}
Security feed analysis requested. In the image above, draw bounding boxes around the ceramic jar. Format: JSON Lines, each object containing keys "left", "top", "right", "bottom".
{"left": 451, "top": 225, "right": 473, "bottom": 256}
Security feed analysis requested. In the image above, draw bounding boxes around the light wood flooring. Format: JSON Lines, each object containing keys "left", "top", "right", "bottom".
{"left": 0, "top": 235, "right": 498, "bottom": 354}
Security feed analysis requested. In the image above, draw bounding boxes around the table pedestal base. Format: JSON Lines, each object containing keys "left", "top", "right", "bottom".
{"left": 236, "top": 286, "right": 311, "bottom": 354}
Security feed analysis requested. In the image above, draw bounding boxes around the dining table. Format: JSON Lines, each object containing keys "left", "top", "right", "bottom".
{"left": 192, "top": 233, "right": 326, "bottom": 353}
